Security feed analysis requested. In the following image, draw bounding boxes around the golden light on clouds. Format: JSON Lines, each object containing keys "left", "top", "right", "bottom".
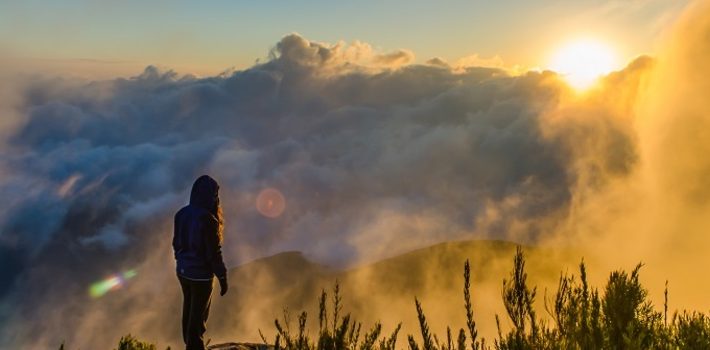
{"left": 549, "top": 39, "right": 620, "bottom": 90}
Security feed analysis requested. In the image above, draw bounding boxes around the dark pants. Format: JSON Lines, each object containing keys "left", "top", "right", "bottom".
{"left": 178, "top": 275, "right": 213, "bottom": 350}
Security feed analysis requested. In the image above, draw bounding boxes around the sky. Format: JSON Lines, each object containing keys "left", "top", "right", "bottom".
{"left": 0, "top": 0, "right": 689, "bottom": 78}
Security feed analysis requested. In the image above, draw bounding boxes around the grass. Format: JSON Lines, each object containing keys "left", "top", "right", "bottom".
{"left": 68, "top": 246, "right": 710, "bottom": 349}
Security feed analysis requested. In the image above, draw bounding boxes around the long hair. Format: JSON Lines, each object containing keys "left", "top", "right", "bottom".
{"left": 190, "top": 175, "right": 224, "bottom": 242}
{"left": 215, "top": 198, "right": 224, "bottom": 243}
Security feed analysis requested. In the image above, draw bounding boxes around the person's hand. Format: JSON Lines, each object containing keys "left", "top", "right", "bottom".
{"left": 218, "top": 277, "right": 228, "bottom": 296}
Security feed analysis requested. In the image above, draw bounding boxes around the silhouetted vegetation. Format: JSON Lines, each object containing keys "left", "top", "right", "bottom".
{"left": 268, "top": 281, "right": 402, "bottom": 350}
{"left": 58, "top": 334, "right": 169, "bottom": 350}
{"left": 113, "top": 334, "right": 166, "bottom": 350}
{"left": 64, "top": 246, "right": 710, "bottom": 349}
{"left": 267, "top": 247, "right": 710, "bottom": 350}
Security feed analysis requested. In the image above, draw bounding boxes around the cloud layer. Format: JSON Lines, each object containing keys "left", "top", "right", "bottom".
{"left": 0, "top": 29, "right": 667, "bottom": 348}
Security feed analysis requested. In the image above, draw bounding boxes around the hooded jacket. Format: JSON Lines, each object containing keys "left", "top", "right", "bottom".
{"left": 173, "top": 175, "right": 227, "bottom": 280}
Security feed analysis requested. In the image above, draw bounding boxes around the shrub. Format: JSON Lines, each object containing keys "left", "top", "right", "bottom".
{"left": 269, "top": 281, "right": 401, "bottom": 350}
{"left": 401, "top": 246, "right": 710, "bottom": 350}
{"left": 115, "top": 334, "right": 160, "bottom": 350}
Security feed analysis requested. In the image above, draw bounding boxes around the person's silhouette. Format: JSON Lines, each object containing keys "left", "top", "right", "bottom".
{"left": 173, "top": 175, "right": 228, "bottom": 350}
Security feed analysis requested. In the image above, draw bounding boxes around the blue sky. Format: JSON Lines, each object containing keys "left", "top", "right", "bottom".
{"left": 0, "top": 0, "right": 689, "bottom": 76}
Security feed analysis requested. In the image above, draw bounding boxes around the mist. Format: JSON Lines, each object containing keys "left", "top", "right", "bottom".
{"left": 1, "top": 1, "right": 710, "bottom": 348}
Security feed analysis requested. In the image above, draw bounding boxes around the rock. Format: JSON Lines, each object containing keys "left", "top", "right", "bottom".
{"left": 207, "top": 342, "right": 274, "bottom": 350}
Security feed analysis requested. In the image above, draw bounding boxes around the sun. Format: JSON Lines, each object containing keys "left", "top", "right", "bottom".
{"left": 549, "top": 39, "right": 619, "bottom": 90}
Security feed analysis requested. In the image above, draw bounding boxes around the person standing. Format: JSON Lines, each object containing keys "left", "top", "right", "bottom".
{"left": 173, "top": 175, "right": 229, "bottom": 350}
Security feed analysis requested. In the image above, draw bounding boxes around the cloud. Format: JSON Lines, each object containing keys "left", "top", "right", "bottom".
{"left": 267, "top": 33, "right": 415, "bottom": 74}
{"left": 425, "top": 57, "right": 450, "bottom": 68}
{"left": 453, "top": 53, "right": 506, "bottom": 70}
{"left": 0, "top": 31, "right": 662, "bottom": 348}
{"left": 372, "top": 49, "right": 416, "bottom": 67}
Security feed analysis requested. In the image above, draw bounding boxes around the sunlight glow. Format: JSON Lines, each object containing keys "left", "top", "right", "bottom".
{"left": 549, "top": 39, "right": 619, "bottom": 90}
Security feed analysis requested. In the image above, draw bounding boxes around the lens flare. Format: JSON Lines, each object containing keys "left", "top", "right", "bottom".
{"left": 256, "top": 188, "right": 286, "bottom": 218}
{"left": 89, "top": 269, "right": 137, "bottom": 298}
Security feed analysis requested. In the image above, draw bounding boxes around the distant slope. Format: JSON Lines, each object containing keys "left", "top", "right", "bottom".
{"left": 205, "top": 240, "right": 584, "bottom": 344}
{"left": 341, "top": 239, "right": 582, "bottom": 295}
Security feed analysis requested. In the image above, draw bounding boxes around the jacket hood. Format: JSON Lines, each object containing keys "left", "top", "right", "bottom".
{"left": 190, "top": 175, "right": 220, "bottom": 213}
